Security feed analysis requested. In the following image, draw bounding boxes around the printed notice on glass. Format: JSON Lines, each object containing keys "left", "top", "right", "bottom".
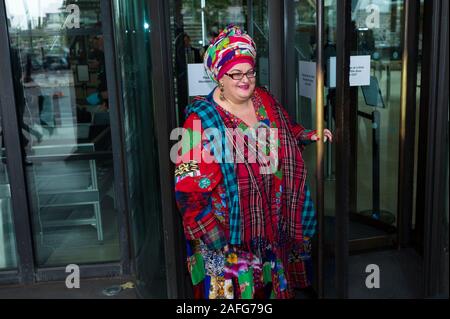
{"left": 299, "top": 61, "right": 317, "bottom": 100}
{"left": 349, "top": 55, "right": 371, "bottom": 86}
{"left": 188, "top": 63, "right": 216, "bottom": 96}
{"left": 328, "top": 55, "right": 371, "bottom": 88}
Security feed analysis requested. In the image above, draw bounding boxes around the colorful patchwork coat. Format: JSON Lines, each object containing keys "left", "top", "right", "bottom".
{"left": 174, "top": 87, "right": 317, "bottom": 299}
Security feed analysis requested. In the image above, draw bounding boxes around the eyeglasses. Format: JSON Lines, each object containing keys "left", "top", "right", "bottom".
{"left": 224, "top": 69, "right": 257, "bottom": 81}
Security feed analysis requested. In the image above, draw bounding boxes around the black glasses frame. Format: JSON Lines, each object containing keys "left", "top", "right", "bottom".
{"left": 224, "top": 69, "right": 257, "bottom": 80}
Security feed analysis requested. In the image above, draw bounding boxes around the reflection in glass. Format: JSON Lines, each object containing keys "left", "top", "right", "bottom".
{"left": 0, "top": 121, "right": 18, "bottom": 271}
{"left": 5, "top": 0, "right": 120, "bottom": 267}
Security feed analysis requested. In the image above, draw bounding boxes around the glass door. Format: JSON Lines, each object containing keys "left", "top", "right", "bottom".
{"left": 288, "top": 0, "right": 426, "bottom": 298}
{"left": 1, "top": 0, "right": 122, "bottom": 273}
{"left": 345, "top": 0, "right": 424, "bottom": 298}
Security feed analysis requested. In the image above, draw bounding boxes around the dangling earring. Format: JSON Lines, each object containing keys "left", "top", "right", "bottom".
{"left": 219, "top": 82, "right": 226, "bottom": 101}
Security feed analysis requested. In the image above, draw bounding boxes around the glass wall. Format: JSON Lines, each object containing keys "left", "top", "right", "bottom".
{"left": 293, "top": 0, "right": 427, "bottom": 298}
{"left": 4, "top": 0, "right": 120, "bottom": 267}
{"left": 0, "top": 114, "right": 18, "bottom": 271}
{"left": 345, "top": 0, "right": 423, "bottom": 298}
{"left": 112, "top": 0, "right": 167, "bottom": 298}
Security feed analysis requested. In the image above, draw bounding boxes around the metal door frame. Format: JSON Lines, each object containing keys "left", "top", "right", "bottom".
{"left": 148, "top": 0, "right": 188, "bottom": 299}
{"left": 417, "top": 0, "right": 449, "bottom": 298}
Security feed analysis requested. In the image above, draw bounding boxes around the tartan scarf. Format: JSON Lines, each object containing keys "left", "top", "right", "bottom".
{"left": 185, "top": 96, "right": 242, "bottom": 245}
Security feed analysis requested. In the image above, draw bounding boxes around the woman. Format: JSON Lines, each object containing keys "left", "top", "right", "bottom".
{"left": 174, "top": 25, "right": 332, "bottom": 299}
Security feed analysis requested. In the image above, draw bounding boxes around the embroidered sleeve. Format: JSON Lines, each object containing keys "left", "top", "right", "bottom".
{"left": 174, "top": 113, "right": 227, "bottom": 249}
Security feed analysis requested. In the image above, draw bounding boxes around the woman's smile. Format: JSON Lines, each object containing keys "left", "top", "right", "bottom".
{"left": 237, "top": 83, "right": 250, "bottom": 91}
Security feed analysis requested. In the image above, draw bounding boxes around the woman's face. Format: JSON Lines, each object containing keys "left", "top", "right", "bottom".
{"left": 220, "top": 62, "right": 256, "bottom": 103}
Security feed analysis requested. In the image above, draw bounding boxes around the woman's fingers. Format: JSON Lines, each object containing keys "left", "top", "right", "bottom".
{"left": 324, "top": 129, "right": 333, "bottom": 143}
{"left": 312, "top": 129, "right": 333, "bottom": 142}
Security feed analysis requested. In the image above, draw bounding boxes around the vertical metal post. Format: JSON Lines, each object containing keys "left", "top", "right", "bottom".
{"left": 283, "top": 0, "right": 297, "bottom": 118}
{"left": 200, "top": 0, "right": 206, "bottom": 46}
{"left": 397, "top": 0, "right": 420, "bottom": 247}
{"left": 100, "top": 0, "right": 133, "bottom": 276}
{"left": 415, "top": 0, "right": 434, "bottom": 256}
{"left": 0, "top": 0, "right": 35, "bottom": 284}
{"left": 315, "top": 0, "right": 325, "bottom": 299}
{"left": 148, "top": 0, "right": 187, "bottom": 298}
{"left": 422, "top": 0, "right": 449, "bottom": 297}
{"left": 268, "top": 0, "right": 284, "bottom": 104}
{"left": 247, "top": 0, "right": 254, "bottom": 37}
{"left": 335, "top": 0, "right": 351, "bottom": 299}
{"left": 325, "top": 104, "right": 333, "bottom": 179}
{"left": 373, "top": 111, "right": 381, "bottom": 215}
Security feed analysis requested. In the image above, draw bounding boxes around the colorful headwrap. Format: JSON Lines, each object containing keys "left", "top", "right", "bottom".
{"left": 204, "top": 24, "right": 257, "bottom": 83}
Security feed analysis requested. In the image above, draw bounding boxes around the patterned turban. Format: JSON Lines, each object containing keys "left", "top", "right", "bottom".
{"left": 203, "top": 24, "right": 257, "bottom": 83}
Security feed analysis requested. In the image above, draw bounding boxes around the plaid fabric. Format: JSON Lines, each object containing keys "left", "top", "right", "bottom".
{"left": 175, "top": 191, "right": 218, "bottom": 240}
{"left": 209, "top": 87, "right": 308, "bottom": 246}
{"left": 301, "top": 185, "right": 316, "bottom": 238}
{"left": 262, "top": 90, "right": 316, "bottom": 239}
{"left": 185, "top": 97, "right": 242, "bottom": 245}
{"left": 287, "top": 238, "right": 313, "bottom": 289}
{"left": 258, "top": 87, "right": 307, "bottom": 243}
{"left": 214, "top": 98, "right": 277, "bottom": 247}
{"left": 201, "top": 224, "right": 228, "bottom": 250}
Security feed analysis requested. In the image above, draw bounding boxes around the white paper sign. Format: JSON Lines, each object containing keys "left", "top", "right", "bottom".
{"left": 349, "top": 55, "right": 371, "bottom": 86}
{"left": 188, "top": 63, "right": 216, "bottom": 96}
{"left": 328, "top": 55, "right": 371, "bottom": 88}
{"left": 299, "top": 61, "right": 317, "bottom": 99}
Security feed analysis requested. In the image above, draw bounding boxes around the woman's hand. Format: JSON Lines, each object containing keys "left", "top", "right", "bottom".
{"left": 311, "top": 129, "right": 333, "bottom": 143}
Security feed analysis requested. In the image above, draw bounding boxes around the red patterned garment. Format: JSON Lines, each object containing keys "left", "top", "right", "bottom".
{"left": 174, "top": 87, "right": 316, "bottom": 298}
{"left": 175, "top": 113, "right": 229, "bottom": 248}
